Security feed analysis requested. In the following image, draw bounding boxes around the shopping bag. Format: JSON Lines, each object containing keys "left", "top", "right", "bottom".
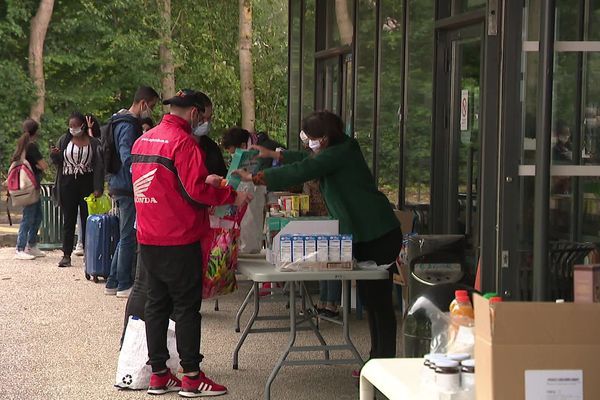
{"left": 201, "top": 204, "right": 248, "bottom": 299}
{"left": 85, "top": 193, "right": 112, "bottom": 215}
{"left": 238, "top": 182, "right": 266, "bottom": 254}
{"left": 115, "top": 317, "right": 179, "bottom": 390}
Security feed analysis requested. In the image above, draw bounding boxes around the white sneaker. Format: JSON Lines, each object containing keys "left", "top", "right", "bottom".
{"left": 116, "top": 287, "right": 132, "bottom": 298}
{"left": 14, "top": 250, "right": 36, "bottom": 260}
{"left": 73, "top": 243, "right": 84, "bottom": 256}
{"left": 25, "top": 245, "right": 46, "bottom": 258}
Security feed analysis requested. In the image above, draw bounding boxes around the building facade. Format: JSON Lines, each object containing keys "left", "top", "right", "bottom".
{"left": 287, "top": 0, "right": 600, "bottom": 300}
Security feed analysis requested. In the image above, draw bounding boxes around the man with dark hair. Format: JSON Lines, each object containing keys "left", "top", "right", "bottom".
{"left": 105, "top": 86, "right": 159, "bottom": 298}
{"left": 190, "top": 92, "right": 227, "bottom": 177}
{"left": 132, "top": 88, "right": 252, "bottom": 397}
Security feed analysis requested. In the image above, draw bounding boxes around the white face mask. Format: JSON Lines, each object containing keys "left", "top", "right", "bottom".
{"left": 69, "top": 127, "right": 83, "bottom": 137}
{"left": 308, "top": 138, "right": 322, "bottom": 152}
{"left": 299, "top": 130, "right": 309, "bottom": 145}
{"left": 140, "top": 103, "right": 152, "bottom": 119}
{"left": 193, "top": 121, "right": 211, "bottom": 137}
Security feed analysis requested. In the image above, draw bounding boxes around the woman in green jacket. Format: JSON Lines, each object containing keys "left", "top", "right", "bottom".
{"left": 235, "top": 110, "right": 402, "bottom": 360}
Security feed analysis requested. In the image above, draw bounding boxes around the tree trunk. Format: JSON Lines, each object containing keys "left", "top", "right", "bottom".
{"left": 158, "top": 0, "right": 175, "bottom": 111}
{"left": 335, "top": 0, "right": 353, "bottom": 46}
{"left": 28, "top": 0, "right": 55, "bottom": 122}
{"left": 239, "top": 0, "right": 255, "bottom": 132}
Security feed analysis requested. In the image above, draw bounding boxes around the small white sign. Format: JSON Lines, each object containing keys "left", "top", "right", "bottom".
{"left": 525, "top": 370, "right": 583, "bottom": 400}
{"left": 460, "top": 90, "right": 469, "bottom": 131}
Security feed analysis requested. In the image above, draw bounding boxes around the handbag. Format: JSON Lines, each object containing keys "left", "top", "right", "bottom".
{"left": 201, "top": 204, "right": 248, "bottom": 299}
{"left": 84, "top": 193, "right": 112, "bottom": 215}
{"left": 115, "top": 317, "right": 179, "bottom": 390}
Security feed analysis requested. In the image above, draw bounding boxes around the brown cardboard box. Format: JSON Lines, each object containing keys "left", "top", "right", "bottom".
{"left": 394, "top": 209, "right": 414, "bottom": 234}
{"left": 474, "top": 294, "right": 600, "bottom": 399}
{"left": 574, "top": 264, "right": 600, "bottom": 303}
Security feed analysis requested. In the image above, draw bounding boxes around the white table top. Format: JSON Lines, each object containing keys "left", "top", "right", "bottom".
{"left": 361, "top": 358, "right": 430, "bottom": 400}
{"left": 361, "top": 358, "right": 467, "bottom": 400}
{"left": 237, "top": 258, "right": 388, "bottom": 282}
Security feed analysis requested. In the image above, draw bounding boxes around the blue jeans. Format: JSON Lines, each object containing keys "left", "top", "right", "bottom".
{"left": 16, "top": 200, "right": 43, "bottom": 251}
{"left": 319, "top": 280, "right": 342, "bottom": 305}
{"left": 106, "top": 196, "right": 136, "bottom": 291}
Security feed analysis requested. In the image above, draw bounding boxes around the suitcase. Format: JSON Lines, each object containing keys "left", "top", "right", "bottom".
{"left": 85, "top": 214, "right": 119, "bottom": 282}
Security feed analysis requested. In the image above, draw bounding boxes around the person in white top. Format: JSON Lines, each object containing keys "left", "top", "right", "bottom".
{"left": 50, "top": 112, "right": 104, "bottom": 268}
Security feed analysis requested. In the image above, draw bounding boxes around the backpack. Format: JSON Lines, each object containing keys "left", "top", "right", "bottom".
{"left": 5, "top": 152, "right": 40, "bottom": 207}
{"left": 101, "top": 114, "right": 143, "bottom": 175}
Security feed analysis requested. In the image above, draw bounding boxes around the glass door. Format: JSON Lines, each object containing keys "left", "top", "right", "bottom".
{"left": 433, "top": 24, "right": 484, "bottom": 270}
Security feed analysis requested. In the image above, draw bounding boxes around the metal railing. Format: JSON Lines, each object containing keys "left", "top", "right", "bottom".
{"left": 38, "top": 183, "right": 63, "bottom": 250}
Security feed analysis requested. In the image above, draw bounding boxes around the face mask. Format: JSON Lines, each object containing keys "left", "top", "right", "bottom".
{"left": 70, "top": 127, "right": 83, "bottom": 137}
{"left": 140, "top": 103, "right": 152, "bottom": 119}
{"left": 299, "top": 130, "right": 309, "bottom": 145}
{"left": 308, "top": 138, "right": 322, "bottom": 152}
{"left": 193, "top": 121, "right": 210, "bottom": 137}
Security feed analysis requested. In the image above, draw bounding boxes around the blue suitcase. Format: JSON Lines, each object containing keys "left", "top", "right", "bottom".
{"left": 85, "top": 214, "right": 119, "bottom": 282}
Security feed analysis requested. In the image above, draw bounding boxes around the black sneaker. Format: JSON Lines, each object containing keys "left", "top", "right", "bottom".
{"left": 58, "top": 256, "right": 71, "bottom": 267}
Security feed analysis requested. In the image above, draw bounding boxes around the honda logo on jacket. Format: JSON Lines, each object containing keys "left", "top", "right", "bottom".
{"left": 133, "top": 168, "right": 158, "bottom": 204}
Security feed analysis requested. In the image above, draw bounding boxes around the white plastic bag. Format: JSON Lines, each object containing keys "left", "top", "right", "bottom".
{"left": 238, "top": 182, "right": 266, "bottom": 254}
{"left": 115, "top": 317, "right": 179, "bottom": 390}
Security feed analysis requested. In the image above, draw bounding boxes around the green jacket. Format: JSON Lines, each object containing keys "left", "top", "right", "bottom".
{"left": 262, "top": 136, "right": 400, "bottom": 243}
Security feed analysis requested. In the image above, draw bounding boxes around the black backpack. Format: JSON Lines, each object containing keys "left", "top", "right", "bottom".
{"left": 100, "top": 114, "right": 142, "bottom": 174}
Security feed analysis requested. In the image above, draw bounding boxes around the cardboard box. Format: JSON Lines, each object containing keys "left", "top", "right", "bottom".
{"left": 574, "top": 264, "right": 600, "bottom": 303}
{"left": 474, "top": 295, "right": 600, "bottom": 400}
{"left": 394, "top": 209, "right": 414, "bottom": 234}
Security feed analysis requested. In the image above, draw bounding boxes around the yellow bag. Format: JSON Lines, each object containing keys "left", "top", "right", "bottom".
{"left": 84, "top": 193, "right": 111, "bottom": 215}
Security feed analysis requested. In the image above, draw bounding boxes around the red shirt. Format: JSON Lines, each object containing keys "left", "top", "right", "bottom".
{"left": 131, "top": 114, "right": 236, "bottom": 246}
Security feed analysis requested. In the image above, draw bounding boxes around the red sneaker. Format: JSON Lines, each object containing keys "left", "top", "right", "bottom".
{"left": 179, "top": 372, "right": 228, "bottom": 397}
{"left": 147, "top": 370, "right": 182, "bottom": 395}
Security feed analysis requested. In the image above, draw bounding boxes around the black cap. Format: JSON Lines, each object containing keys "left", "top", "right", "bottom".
{"left": 162, "top": 89, "right": 205, "bottom": 110}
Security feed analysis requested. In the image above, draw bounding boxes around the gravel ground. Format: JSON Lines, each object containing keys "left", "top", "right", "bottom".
{"left": 0, "top": 247, "right": 397, "bottom": 400}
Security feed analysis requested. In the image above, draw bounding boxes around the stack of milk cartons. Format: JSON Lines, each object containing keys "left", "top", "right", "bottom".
{"left": 279, "top": 234, "right": 353, "bottom": 270}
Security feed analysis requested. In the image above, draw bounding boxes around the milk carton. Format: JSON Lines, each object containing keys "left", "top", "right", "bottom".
{"left": 280, "top": 235, "right": 292, "bottom": 263}
{"left": 317, "top": 235, "right": 329, "bottom": 262}
{"left": 292, "top": 235, "right": 305, "bottom": 262}
{"left": 304, "top": 235, "right": 317, "bottom": 262}
{"left": 341, "top": 234, "right": 353, "bottom": 262}
{"left": 328, "top": 235, "right": 341, "bottom": 262}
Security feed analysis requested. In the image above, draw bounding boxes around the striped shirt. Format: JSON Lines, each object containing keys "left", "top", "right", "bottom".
{"left": 63, "top": 141, "right": 93, "bottom": 176}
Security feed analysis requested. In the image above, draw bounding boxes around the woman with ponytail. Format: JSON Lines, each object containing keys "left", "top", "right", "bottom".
{"left": 13, "top": 118, "right": 48, "bottom": 260}
{"left": 50, "top": 111, "right": 104, "bottom": 268}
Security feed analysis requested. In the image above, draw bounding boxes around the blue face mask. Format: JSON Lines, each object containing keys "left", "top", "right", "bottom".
{"left": 193, "top": 121, "right": 210, "bottom": 137}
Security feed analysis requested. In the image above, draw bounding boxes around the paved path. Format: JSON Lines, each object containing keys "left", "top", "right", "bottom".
{"left": 0, "top": 247, "right": 387, "bottom": 400}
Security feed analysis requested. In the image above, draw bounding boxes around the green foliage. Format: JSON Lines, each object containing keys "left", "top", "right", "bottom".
{"left": 0, "top": 0, "right": 288, "bottom": 179}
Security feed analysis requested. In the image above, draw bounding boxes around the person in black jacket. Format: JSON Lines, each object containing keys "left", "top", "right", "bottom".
{"left": 190, "top": 92, "right": 227, "bottom": 177}
{"left": 50, "top": 111, "right": 104, "bottom": 267}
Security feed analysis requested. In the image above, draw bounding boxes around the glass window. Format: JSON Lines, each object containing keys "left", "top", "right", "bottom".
{"left": 526, "top": 0, "right": 584, "bottom": 41}
{"left": 456, "top": 0, "right": 486, "bottom": 14}
{"left": 589, "top": 0, "right": 600, "bottom": 40}
{"left": 302, "top": 0, "right": 316, "bottom": 121}
{"left": 325, "top": 0, "right": 354, "bottom": 49}
{"left": 377, "top": 0, "right": 403, "bottom": 205}
{"left": 583, "top": 54, "right": 600, "bottom": 163}
{"left": 288, "top": 0, "right": 302, "bottom": 149}
{"left": 516, "top": 0, "right": 600, "bottom": 300}
{"left": 354, "top": 0, "right": 377, "bottom": 171}
{"left": 405, "top": 0, "right": 435, "bottom": 205}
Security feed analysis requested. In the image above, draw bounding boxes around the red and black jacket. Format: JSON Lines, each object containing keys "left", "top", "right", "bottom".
{"left": 131, "top": 114, "right": 236, "bottom": 246}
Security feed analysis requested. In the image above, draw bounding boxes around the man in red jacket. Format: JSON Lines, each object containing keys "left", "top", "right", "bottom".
{"left": 131, "top": 89, "right": 251, "bottom": 397}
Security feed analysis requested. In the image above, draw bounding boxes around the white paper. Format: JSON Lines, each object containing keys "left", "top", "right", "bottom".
{"left": 525, "top": 370, "right": 583, "bottom": 400}
{"left": 460, "top": 90, "right": 469, "bottom": 131}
